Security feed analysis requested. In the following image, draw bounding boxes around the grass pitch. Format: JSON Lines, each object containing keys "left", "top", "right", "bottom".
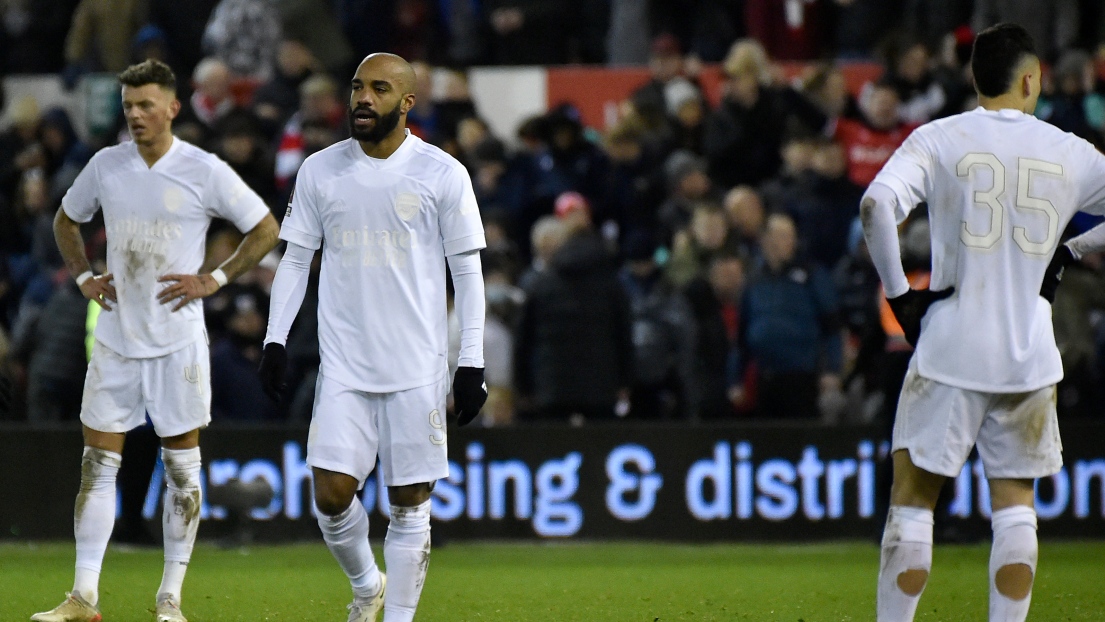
{"left": 3, "top": 540, "right": 1103, "bottom": 621}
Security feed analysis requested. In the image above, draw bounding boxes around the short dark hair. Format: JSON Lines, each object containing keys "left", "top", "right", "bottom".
{"left": 117, "top": 59, "right": 176, "bottom": 91}
{"left": 971, "top": 23, "right": 1037, "bottom": 98}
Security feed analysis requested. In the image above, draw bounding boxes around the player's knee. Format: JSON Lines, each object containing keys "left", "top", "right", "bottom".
{"left": 314, "top": 486, "right": 355, "bottom": 517}
{"left": 995, "top": 563, "right": 1033, "bottom": 600}
{"left": 896, "top": 568, "right": 929, "bottom": 596}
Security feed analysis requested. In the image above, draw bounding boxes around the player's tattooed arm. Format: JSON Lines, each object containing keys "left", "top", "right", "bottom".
{"left": 53, "top": 207, "right": 116, "bottom": 310}
{"left": 158, "top": 213, "right": 280, "bottom": 311}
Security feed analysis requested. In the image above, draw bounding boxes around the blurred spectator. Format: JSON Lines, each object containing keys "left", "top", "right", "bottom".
{"left": 38, "top": 108, "right": 94, "bottom": 203}
{"left": 832, "top": 219, "right": 881, "bottom": 391}
{"left": 274, "top": 73, "right": 345, "bottom": 194}
{"left": 517, "top": 214, "right": 570, "bottom": 290}
{"left": 9, "top": 280, "right": 87, "bottom": 422}
{"left": 666, "top": 202, "right": 733, "bottom": 286}
{"left": 760, "top": 130, "right": 817, "bottom": 213}
{"left": 485, "top": 0, "right": 571, "bottom": 65}
{"left": 705, "top": 39, "right": 826, "bottom": 189}
{"left": 657, "top": 150, "right": 715, "bottom": 245}
{"left": 631, "top": 34, "right": 695, "bottom": 118}
{"left": 480, "top": 214, "right": 524, "bottom": 284}
{"left": 130, "top": 23, "right": 169, "bottom": 65}
{"left": 541, "top": 104, "right": 611, "bottom": 220}
{"left": 63, "top": 0, "right": 147, "bottom": 78}
{"left": 683, "top": 251, "right": 746, "bottom": 419}
{"left": 734, "top": 213, "right": 842, "bottom": 419}
{"left": 602, "top": 118, "right": 666, "bottom": 239}
{"left": 0, "top": 95, "right": 44, "bottom": 201}
{"left": 176, "top": 57, "right": 237, "bottom": 147}
{"left": 448, "top": 260, "right": 522, "bottom": 426}
{"left": 972, "top": 0, "right": 1078, "bottom": 62}
{"left": 800, "top": 63, "right": 861, "bottom": 123}
{"left": 776, "top": 137, "right": 863, "bottom": 270}
{"left": 208, "top": 284, "right": 277, "bottom": 421}
{"left": 252, "top": 40, "right": 319, "bottom": 138}
{"left": 469, "top": 138, "right": 513, "bottom": 217}
{"left": 880, "top": 36, "right": 948, "bottom": 124}
{"left": 203, "top": 0, "right": 281, "bottom": 80}
{"left": 514, "top": 202, "right": 633, "bottom": 422}
{"left": 2, "top": 0, "right": 79, "bottom": 73}
{"left": 666, "top": 78, "right": 709, "bottom": 155}
{"left": 214, "top": 111, "right": 279, "bottom": 211}
{"left": 149, "top": 0, "right": 220, "bottom": 84}
{"left": 618, "top": 231, "right": 698, "bottom": 419}
{"left": 1053, "top": 250, "right": 1105, "bottom": 418}
{"left": 277, "top": 0, "right": 353, "bottom": 75}
{"left": 722, "top": 185, "right": 766, "bottom": 260}
{"left": 930, "top": 27, "right": 977, "bottom": 118}
{"left": 833, "top": 79, "right": 916, "bottom": 188}
{"left": 745, "top": 0, "right": 828, "bottom": 61}
{"left": 408, "top": 65, "right": 479, "bottom": 146}
{"left": 1037, "top": 49, "right": 1105, "bottom": 145}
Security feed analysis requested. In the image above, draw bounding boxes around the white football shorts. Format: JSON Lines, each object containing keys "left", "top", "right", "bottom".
{"left": 80, "top": 338, "right": 211, "bottom": 438}
{"left": 892, "top": 357, "right": 1063, "bottom": 479}
{"left": 307, "top": 372, "right": 449, "bottom": 488}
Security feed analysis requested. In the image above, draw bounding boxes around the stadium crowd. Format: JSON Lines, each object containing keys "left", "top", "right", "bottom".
{"left": 2, "top": 0, "right": 1105, "bottom": 426}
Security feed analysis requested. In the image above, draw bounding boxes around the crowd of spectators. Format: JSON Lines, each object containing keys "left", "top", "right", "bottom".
{"left": 2, "top": 0, "right": 1105, "bottom": 426}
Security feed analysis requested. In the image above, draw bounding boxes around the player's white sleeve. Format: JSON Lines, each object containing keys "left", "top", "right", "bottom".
{"left": 205, "top": 159, "right": 269, "bottom": 233}
{"left": 264, "top": 242, "right": 314, "bottom": 346}
{"left": 448, "top": 250, "right": 485, "bottom": 368}
{"left": 61, "top": 152, "right": 102, "bottom": 223}
{"left": 861, "top": 182, "right": 911, "bottom": 298}
{"left": 1066, "top": 222, "right": 1105, "bottom": 259}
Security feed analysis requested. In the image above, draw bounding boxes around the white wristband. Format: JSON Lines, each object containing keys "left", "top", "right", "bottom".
{"left": 75, "top": 271, "right": 94, "bottom": 287}
{"left": 210, "top": 268, "right": 228, "bottom": 288}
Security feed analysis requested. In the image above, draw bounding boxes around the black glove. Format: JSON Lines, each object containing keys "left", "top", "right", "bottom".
{"left": 1040, "top": 244, "right": 1075, "bottom": 303}
{"left": 452, "top": 366, "right": 487, "bottom": 426}
{"left": 258, "top": 343, "right": 287, "bottom": 402}
{"left": 887, "top": 287, "right": 955, "bottom": 348}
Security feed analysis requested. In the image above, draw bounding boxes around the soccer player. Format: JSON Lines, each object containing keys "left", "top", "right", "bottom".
{"left": 35, "top": 59, "right": 279, "bottom": 622}
{"left": 862, "top": 23, "right": 1105, "bottom": 622}
{"left": 258, "top": 53, "right": 487, "bottom": 622}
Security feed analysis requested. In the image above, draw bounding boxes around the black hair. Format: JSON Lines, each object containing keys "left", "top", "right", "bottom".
{"left": 971, "top": 23, "right": 1038, "bottom": 98}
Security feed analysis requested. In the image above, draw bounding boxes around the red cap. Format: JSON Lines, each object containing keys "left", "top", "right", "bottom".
{"left": 554, "top": 191, "right": 590, "bottom": 219}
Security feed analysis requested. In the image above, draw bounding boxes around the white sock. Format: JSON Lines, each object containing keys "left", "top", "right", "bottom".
{"left": 989, "top": 506, "right": 1038, "bottom": 622}
{"left": 877, "top": 506, "right": 934, "bottom": 622}
{"left": 157, "top": 447, "right": 202, "bottom": 603}
{"left": 318, "top": 500, "right": 383, "bottom": 600}
{"left": 73, "top": 447, "right": 122, "bottom": 607}
{"left": 383, "top": 500, "right": 432, "bottom": 622}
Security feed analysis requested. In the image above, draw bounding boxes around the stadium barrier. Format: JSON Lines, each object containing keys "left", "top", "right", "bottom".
{"left": 4, "top": 420, "right": 1104, "bottom": 541}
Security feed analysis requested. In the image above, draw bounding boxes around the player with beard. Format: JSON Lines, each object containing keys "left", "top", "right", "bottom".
{"left": 258, "top": 53, "right": 488, "bottom": 622}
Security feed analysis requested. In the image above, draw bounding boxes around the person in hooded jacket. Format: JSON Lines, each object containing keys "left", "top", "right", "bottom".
{"left": 513, "top": 193, "right": 633, "bottom": 421}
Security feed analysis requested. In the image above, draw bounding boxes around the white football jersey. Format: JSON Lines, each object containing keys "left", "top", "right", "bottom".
{"left": 872, "top": 107, "right": 1105, "bottom": 392}
{"left": 280, "top": 131, "right": 486, "bottom": 393}
{"left": 63, "top": 137, "right": 270, "bottom": 358}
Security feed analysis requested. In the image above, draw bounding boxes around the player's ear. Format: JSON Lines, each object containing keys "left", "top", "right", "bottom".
{"left": 401, "top": 92, "right": 416, "bottom": 115}
{"left": 168, "top": 96, "right": 181, "bottom": 120}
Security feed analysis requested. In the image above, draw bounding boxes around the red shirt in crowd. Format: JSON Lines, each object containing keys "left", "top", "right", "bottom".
{"left": 834, "top": 118, "right": 917, "bottom": 188}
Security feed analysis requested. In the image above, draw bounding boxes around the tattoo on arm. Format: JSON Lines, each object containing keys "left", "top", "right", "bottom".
{"left": 53, "top": 208, "right": 92, "bottom": 278}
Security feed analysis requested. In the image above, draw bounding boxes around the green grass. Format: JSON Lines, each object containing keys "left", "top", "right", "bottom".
{"left": 3, "top": 540, "right": 1103, "bottom": 621}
